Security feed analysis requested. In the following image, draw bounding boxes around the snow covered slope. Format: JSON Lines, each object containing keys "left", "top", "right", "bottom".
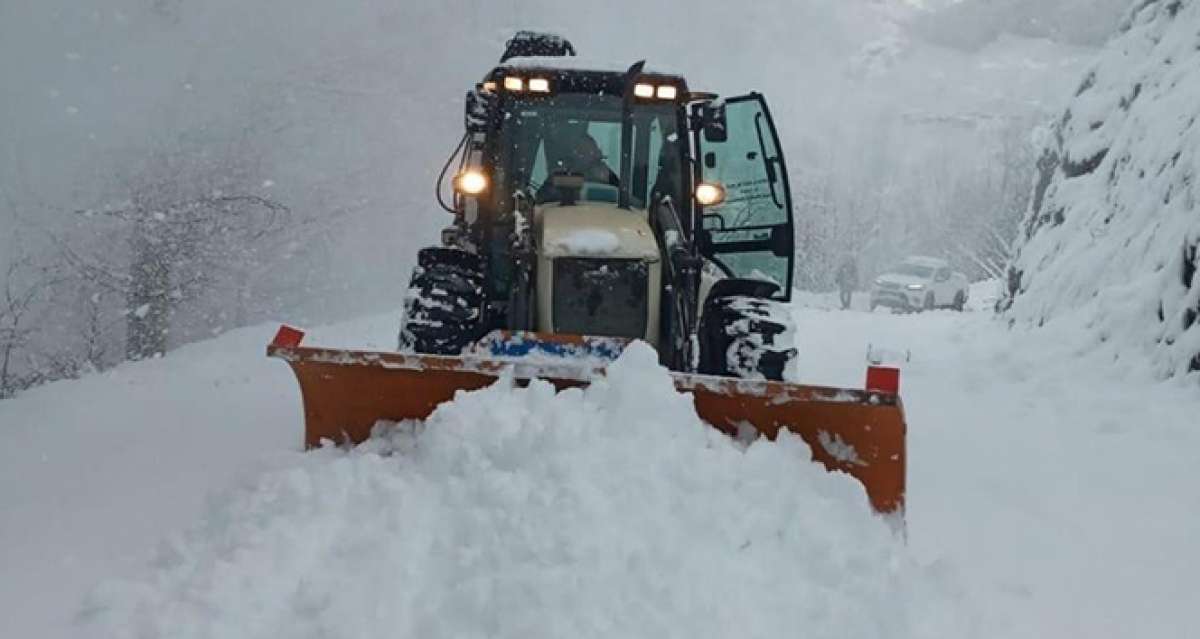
{"left": 1004, "top": 0, "right": 1200, "bottom": 380}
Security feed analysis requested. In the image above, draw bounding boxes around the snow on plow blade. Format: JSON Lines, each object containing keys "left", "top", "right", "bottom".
{"left": 267, "top": 326, "right": 906, "bottom": 516}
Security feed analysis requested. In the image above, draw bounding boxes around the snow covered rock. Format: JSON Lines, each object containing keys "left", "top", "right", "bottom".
{"left": 81, "top": 342, "right": 966, "bottom": 639}
{"left": 1003, "top": 0, "right": 1200, "bottom": 380}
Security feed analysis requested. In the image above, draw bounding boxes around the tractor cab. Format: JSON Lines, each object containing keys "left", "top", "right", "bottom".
{"left": 427, "top": 31, "right": 796, "bottom": 374}
{"left": 451, "top": 52, "right": 794, "bottom": 296}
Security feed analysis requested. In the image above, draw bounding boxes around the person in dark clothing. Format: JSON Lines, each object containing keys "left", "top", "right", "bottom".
{"left": 565, "top": 133, "right": 619, "bottom": 186}
{"left": 836, "top": 257, "right": 858, "bottom": 310}
{"left": 537, "top": 131, "right": 619, "bottom": 203}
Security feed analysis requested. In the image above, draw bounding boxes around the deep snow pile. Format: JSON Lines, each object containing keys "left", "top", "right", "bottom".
{"left": 80, "top": 343, "right": 964, "bottom": 639}
{"left": 1004, "top": 0, "right": 1200, "bottom": 379}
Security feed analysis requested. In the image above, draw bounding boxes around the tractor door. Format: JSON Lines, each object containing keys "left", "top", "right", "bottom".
{"left": 694, "top": 93, "right": 794, "bottom": 301}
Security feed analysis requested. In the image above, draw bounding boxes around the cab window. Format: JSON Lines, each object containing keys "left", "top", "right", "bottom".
{"left": 499, "top": 94, "right": 680, "bottom": 209}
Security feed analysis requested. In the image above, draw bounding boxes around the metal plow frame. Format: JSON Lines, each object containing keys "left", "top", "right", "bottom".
{"left": 268, "top": 327, "right": 906, "bottom": 516}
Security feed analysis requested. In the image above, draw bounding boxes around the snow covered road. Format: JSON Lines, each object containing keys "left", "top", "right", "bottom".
{"left": 792, "top": 291, "right": 1200, "bottom": 638}
{"left": 1, "top": 296, "right": 1197, "bottom": 637}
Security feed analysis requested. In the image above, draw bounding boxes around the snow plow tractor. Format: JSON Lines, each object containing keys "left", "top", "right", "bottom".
{"left": 268, "top": 32, "right": 907, "bottom": 518}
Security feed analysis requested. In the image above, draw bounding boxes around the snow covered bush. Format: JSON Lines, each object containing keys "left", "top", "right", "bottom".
{"left": 1003, "top": 0, "right": 1200, "bottom": 380}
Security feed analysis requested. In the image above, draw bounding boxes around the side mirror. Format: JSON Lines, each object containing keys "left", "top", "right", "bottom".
{"left": 701, "top": 103, "right": 727, "bottom": 142}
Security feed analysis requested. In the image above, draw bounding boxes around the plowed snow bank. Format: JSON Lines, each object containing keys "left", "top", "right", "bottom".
{"left": 83, "top": 343, "right": 965, "bottom": 639}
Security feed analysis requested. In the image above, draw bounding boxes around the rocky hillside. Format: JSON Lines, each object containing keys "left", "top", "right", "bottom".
{"left": 1004, "top": 0, "right": 1200, "bottom": 380}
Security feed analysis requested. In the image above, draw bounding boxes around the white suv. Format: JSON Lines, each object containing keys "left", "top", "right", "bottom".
{"left": 870, "top": 257, "right": 968, "bottom": 312}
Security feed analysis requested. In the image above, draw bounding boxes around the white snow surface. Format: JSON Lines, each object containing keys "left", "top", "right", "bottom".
{"left": 549, "top": 229, "right": 622, "bottom": 256}
{"left": 79, "top": 342, "right": 964, "bottom": 639}
{"left": 1005, "top": 0, "right": 1200, "bottom": 379}
{"left": 2, "top": 296, "right": 1199, "bottom": 638}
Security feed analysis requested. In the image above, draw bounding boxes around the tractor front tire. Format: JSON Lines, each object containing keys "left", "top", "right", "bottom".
{"left": 399, "top": 248, "right": 487, "bottom": 355}
{"left": 699, "top": 294, "right": 797, "bottom": 381}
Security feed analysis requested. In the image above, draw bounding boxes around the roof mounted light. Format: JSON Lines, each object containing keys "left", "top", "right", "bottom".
{"left": 633, "top": 81, "right": 680, "bottom": 101}
{"left": 528, "top": 77, "right": 551, "bottom": 93}
{"left": 481, "top": 80, "right": 498, "bottom": 93}
{"left": 503, "top": 76, "right": 524, "bottom": 92}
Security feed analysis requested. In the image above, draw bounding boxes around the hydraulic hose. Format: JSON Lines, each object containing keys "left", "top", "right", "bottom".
{"left": 436, "top": 133, "right": 469, "bottom": 214}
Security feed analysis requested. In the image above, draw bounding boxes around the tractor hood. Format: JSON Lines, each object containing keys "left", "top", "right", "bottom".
{"left": 537, "top": 203, "right": 660, "bottom": 262}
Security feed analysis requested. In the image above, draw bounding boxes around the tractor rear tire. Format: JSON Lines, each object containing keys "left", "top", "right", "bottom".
{"left": 399, "top": 248, "right": 487, "bottom": 355}
{"left": 698, "top": 294, "right": 797, "bottom": 381}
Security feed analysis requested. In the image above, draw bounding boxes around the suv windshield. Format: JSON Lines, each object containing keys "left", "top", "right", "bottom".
{"left": 892, "top": 263, "right": 934, "bottom": 278}
{"left": 497, "top": 94, "right": 681, "bottom": 210}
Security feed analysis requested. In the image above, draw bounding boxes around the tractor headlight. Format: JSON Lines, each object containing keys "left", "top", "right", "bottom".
{"left": 453, "top": 169, "right": 489, "bottom": 195}
{"left": 906, "top": 283, "right": 925, "bottom": 290}
{"left": 634, "top": 83, "right": 655, "bottom": 98}
{"left": 695, "top": 182, "right": 726, "bottom": 206}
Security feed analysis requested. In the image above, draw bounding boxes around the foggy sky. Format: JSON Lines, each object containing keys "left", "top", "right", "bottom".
{"left": 1, "top": 0, "right": 1128, "bottom": 324}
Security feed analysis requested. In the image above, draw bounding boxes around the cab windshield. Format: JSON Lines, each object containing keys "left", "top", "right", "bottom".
{"left": 497, "top": 94, "right": 682, "bottom": 210}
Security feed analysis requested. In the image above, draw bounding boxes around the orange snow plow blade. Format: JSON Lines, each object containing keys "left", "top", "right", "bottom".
{"left": 267, "top": 327, "right": 906, "bottom": 516}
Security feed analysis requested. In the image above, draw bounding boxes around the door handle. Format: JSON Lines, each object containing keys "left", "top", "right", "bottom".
{"left": 753, "top": 113, "right": 784, "bottom": 208}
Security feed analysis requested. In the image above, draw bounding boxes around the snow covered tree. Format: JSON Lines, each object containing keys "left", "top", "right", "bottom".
{"left": 789, "top": 109, "right": 1038, "bottom": 289}
{"left": 65, "top": 129, "right": 290, "bottom": 360}
{"left": 0, "top": 252, "right": 62, "bottom": 398}
{"left": 119, "top": 191, "right": 288, "bottom": 360}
